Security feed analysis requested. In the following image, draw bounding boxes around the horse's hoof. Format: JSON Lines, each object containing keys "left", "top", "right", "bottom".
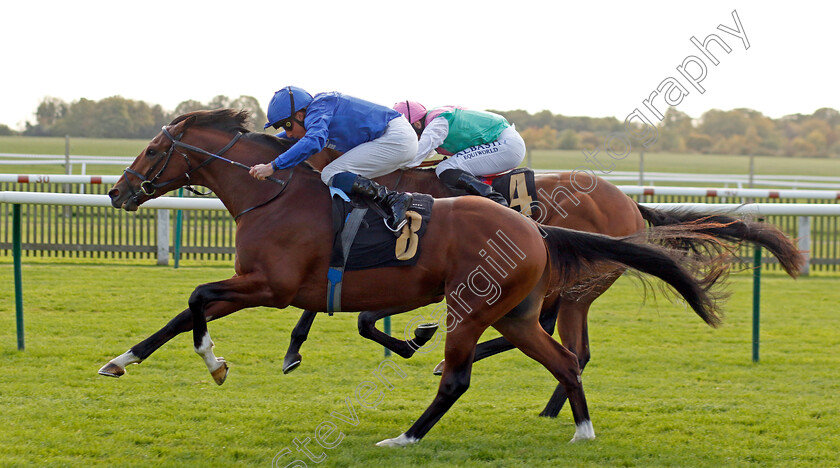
{"left": 211, "top": 358, "right": 229, "bottom": 385}
{"left": 98, "top": 362, "right": 125, "bottom": 378}
{"left": 283, "top": 354, "right": 302, "bottom": 374}
{"left": 414, "top": 322, "right": 438, "bottom": 342}
{"left": 432, "top": 359, "right": 445, "bottom": 376}
{"left": 375, "top": 433, "right": 418, "bottom": 447}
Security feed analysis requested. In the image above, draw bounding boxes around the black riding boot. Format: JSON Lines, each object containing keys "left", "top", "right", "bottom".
{"left": 350, "top": 176, "right": 413, "bottom": 230}
{"left": 439, "top": 169, "right": 509, "bottom": 207}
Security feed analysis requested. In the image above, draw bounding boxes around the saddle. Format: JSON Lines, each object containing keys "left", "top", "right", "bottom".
{"left": 478, "top": 168, "right": 538, "bottom": 217}
{"left": 326, "top": 191, "right": 433, "bottom": 313}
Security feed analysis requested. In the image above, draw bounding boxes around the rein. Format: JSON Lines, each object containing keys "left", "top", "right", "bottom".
{"left": 232, "top": 166, "right": 293, "bottom": 221}
{"left": 122, "top": 125, "right": 292, "bottom": 220}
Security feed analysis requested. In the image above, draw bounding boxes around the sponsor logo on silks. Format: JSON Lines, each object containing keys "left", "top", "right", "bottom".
{"left": 462, "top": 141, "right": 501, "bottom": 152}
{"left": 459, "top": 141, "right": 502, "bottom": 160}
{"left": 462, "top": 147, "right": 500, "bottom": 160}
{"left": 325, "top": 139, "right": 336, "bottom": 150}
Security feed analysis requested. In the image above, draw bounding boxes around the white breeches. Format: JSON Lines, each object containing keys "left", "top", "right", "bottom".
{"left": 435, "top": 125, "right": 526, "bottom": 177}
{"left": 321, "top": 117, "right": 418, "bottom": 184}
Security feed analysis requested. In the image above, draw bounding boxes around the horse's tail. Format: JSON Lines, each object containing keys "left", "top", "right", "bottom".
{"left": 542, "top": 225, "right": 725, "bottom": 327}
{"left": 636, "top": 203, "right": 806, "bottom": 278}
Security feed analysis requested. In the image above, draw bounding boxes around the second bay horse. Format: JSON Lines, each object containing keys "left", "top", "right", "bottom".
{"left": 291, "top": 149, "right": 805, "bottom": 417}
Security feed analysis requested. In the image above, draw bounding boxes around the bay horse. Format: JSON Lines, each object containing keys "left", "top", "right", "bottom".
{"left": 290, "top": 150, "right": 806, "bottom": 418}
{"left": 102, "top": 109, "right": 728, "bottom": 446}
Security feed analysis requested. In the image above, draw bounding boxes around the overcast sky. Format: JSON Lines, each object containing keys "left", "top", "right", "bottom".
{"left": 1, "top": 1, "right": 835, "bottom": 130}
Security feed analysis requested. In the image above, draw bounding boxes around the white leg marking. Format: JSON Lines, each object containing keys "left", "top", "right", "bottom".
{"left": 195, "top": 332, "right": 225, "bottom": 373}
{"left": 570, "top": 420, "right": 596, "bottom": 443}
{"left": 375, "top": 433, "right": 419, "bottom": 447}
{"left": 98, "top": 349, "right": 142, "bottom": 376}
{"left": 111, "top": 349, "right": 142, "bottom": 368}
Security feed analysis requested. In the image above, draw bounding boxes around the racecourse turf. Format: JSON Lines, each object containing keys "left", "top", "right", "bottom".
{"left": 0, "top": 260, "right": 838, "bottom": 467}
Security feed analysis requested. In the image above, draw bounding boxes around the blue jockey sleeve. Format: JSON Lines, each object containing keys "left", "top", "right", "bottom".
{"left": 270, "top": 97, "right": 337, "bottom": 171}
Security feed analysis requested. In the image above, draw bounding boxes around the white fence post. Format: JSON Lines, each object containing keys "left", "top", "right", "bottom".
{"left": 64, "top": 136, "right": 71, "bottom": 218}
{"left": 797, "top": 216, "right": 811, "bottom": 276}
{"left": 157, "top": 209, "right": 170, "bottom": 266}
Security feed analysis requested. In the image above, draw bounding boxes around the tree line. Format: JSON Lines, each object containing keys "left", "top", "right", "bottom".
{"left": 5, "top": 95, "right": 840, "bottom": 159}
{"left": 494, "top": 107, "right": 840, "bottom": 158}
{"left": 12, "top": 95, "right": 267, "bottom": 139}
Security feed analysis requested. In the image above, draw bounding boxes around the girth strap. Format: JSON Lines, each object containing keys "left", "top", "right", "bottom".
{"left": 327, "top": 206, "right": 368, "bottom": 314}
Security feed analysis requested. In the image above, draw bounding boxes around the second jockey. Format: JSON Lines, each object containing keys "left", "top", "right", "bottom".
{"left": 393, "top": 100, "right": 526, "bottom": 207}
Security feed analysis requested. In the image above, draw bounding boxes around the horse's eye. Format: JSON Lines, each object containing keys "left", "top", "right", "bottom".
{"left": 146, "top": 148, "right": 157, "bottom": 158}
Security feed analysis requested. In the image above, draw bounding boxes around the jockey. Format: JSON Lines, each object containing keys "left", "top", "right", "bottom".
{"left": 250, "top": 86, "right": 417, "bottom": 230}
{"left": 393, "top": 100, "right": 526, "bottom": 207}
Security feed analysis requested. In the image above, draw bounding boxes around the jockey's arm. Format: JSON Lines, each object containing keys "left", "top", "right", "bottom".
{"left": 268, "top": 101, "right": 335, "bottom": 171}
{"left": 407, "top": 118, "right": 449, "bottom": 168}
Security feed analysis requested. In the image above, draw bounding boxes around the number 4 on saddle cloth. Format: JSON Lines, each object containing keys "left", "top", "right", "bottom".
{"left": 326, "top": 192, "right": 433, "bottom": 314}
{"left": 478, "top": 168, "right": 538, "bottom": 217}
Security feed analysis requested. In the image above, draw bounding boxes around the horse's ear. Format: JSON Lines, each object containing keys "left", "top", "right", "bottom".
{"left": 182, "top": 115, "right": 198, "bottom": 129}
{"left": 169, "top": 115, "right": 198, "bottom": 135}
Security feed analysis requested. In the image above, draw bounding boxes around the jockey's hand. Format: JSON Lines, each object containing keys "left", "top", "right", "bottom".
{"left": 250, "top": 163, "right": 275, "bottom": 180}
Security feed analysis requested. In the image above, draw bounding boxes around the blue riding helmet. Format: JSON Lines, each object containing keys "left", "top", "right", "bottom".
{"left": 264, "top": 86, "right": 313, "bottom": 130}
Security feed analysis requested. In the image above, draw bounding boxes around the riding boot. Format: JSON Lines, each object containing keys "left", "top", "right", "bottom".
{"left": 350, "top": 176, "right": 413, "bottom": 231}
{"left": 439, "top": 169, "right": 509, "bottom": 207}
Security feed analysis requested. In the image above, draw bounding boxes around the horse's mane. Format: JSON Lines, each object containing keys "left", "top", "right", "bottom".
{"left": 170, "top": 108, "right": 297, "bottom": 160}
{"left": 170, "top": 108, "right": 252, "bottom": 134}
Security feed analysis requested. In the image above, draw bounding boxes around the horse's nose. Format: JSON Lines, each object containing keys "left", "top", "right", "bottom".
{"left": 108, "top": 187, "right": 124, "bottom": 209}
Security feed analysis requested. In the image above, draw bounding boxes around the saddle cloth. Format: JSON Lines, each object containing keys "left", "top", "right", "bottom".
{"left": 478, "top": 167, "right": 538, "bottom": 217}
{"left": 331, "top": 193, "right": 433, "bottom": 271}
{"left": 325, "top": 193, "right": 433, "bottom": 313}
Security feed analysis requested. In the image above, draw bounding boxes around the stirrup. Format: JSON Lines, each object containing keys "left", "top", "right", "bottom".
{"left": 384, "top": 217, "right": 407, "bottom": 233}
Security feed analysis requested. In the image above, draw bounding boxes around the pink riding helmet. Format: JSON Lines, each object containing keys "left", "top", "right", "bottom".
{"left": 393, "top": 100, "right": 427, "bottom": 124}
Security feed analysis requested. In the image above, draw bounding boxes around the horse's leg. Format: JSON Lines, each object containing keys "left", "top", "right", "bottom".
{"left": 376, "top": 272, "right": 550, "bottom": 447}
{"left": 282, "top": 310, "right": 318, "bottom": 374}
{"left": 98, "top": 300, "right": 245, "bottom": 378}
{"left": 285, "top": 305, "right": 441, "bottom": 374}
{"left": 187, "top": 274, "right": 274, "bottom": 385}
{"left": 538, "top": 298, "right": 591, "bottom": 418}
{"left": 540, "top": 272, "right": 621, "bottom": 418}
{"left": 492, "top": 315, "right": 594, "bottom": 443}
{"left": 431, "top": 296, "right": 561, "bottom": 375}
{"left": 375, "top": 320, "right": 483, "bottom": 447}
{"left": 358, "top": 308, "right": 439, "bottom": 359}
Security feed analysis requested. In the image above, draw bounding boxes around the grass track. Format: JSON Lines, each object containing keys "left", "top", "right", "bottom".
{"left": 0, "top": 261, "right": 838, "bottom": 467}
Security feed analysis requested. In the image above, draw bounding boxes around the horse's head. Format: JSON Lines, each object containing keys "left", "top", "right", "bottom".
{"left": 109, "top": 109, "right": 250, "bottom": 211}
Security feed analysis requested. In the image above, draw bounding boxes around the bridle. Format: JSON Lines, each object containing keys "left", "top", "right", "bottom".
{"left": 122, "top": 125, "right": 291, "bottom": 220}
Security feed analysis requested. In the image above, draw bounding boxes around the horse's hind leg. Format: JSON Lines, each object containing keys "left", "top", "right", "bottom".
{"left": 98, "top": 301, "right": 245, "bottom": 378}
{"left": 474, "top": 304, "right": 558, "bottom": 362}
{"left": 540, "top": 273, "right": 619, "bottom": 418}
{"left": 358, "top": 307, "right": 440, "bottom": 359}
{"left": 283, "top": 310, "right": 317, "bottom": 374}
{"left": 492, "top": 315, "right": 594, "bottom": 443}
{"left": 431, "top": 336, "right": 513, "bottom": 375}
{"left": 284, "top": 306, "right": 440, "bottom": 375}
{"left": 432, "top": 297, "right": 560, "bottom": 375}
{"left": 376, "top": 321, "right": 483, "bottom": 447}
{"left": 539, "top": 298, "right": 592, "bottom": 418}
